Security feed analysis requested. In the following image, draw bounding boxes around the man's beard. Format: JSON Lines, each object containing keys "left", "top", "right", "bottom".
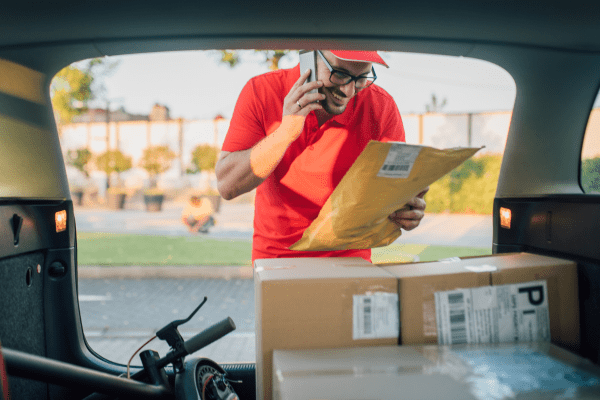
{"left": 319, "top": 86, "right": 350, "bottom": 116}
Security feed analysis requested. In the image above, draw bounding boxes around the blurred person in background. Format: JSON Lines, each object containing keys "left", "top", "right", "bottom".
{"left": 181, "top": 194, "right": 215, "bottom": 233}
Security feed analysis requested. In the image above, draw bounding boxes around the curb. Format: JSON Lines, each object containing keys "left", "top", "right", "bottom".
{"left": 78, "top": 265, "right": 253, "bottom": 279}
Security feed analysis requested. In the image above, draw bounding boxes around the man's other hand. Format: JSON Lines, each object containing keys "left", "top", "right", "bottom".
{"left": 388, "top": 187, "right": 429, "bottom": 231}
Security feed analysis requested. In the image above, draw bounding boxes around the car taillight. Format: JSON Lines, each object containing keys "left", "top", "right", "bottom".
{"left": 500, "top": 207, "right": 511, "bottom": 229}
{"left": 55, "top": 210, "right": 67, "bottom": 232}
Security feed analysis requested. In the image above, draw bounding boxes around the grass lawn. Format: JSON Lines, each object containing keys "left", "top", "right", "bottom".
{"left": 77, "top": 232, "right": 492, "bottom": 266}
{"left": 371, "top": 243, "right": 492, "bottom": 264}
{"left": 77, "top": 232, "right": 253, "bottom": 266}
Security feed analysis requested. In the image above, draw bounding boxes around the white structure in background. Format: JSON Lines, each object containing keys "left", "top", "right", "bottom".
{"left": 401, "top": 111, "right": 512, "bottom": 152}
{"left": 66, "top": 107, "right": 600, "bottom": 196}
{"left": 60, "top": 106, "right": 600, "bottom": 198}
{"left": 61, "top": 117, "right": 230, "bottom": 196}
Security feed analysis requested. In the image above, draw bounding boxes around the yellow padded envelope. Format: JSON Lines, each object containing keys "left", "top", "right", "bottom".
{"left": 290, "top": 141, "right": 482, "bottom": 251}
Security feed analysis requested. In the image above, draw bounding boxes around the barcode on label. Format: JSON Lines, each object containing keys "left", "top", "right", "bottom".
{"left": 352, "top": 293, "right": 399, "bottom": 340}
{"left": 381, "top": 164, "right": 410, "bottom": 172}
{"left": 448, "top": 292, "right": 464, "bottom": 305}
{"left": 448, "top": 292, "right": 467, "bottom": 344}
{"left": 450, "top": 309, "right": 467, "bottom": 344}
{"left": 376, "top": 144, "right": 421, "bottom": 178}
{"left": 363, "top": 298, "right": 372, "bottom": 335}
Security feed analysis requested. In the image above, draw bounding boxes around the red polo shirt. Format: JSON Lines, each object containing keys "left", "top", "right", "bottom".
{"left": 223, "top": 65, "right": 405, "bottom": 263}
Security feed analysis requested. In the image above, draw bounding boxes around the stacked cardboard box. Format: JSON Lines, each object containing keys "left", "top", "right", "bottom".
{"left": 254, "top": 257, "right": 399, "bottom": 400}
{"left": 255, "top": 252, "right": 580, "bottom": 399}
{"left": 272, "top": 342, "right": 600, "bottom": 400}
{"left": 380, "top": 252, "right": 579, "bottom": 350}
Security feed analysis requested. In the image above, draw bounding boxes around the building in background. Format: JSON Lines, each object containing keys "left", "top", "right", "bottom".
{"left": 60, "top": 105, "right": 230, "bottom": 195}
{"left": 61, "top": 105, "right": 600, "bottom": 197}
{"left": 149, "top": 103, "right": 170, "bottom": 122}
{"left": 72, "top": 107, "right": 149, "bottom": 123}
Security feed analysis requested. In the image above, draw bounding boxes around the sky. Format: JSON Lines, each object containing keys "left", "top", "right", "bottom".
{"left": 89, "top": 50, "right": 518, "bottom": 121}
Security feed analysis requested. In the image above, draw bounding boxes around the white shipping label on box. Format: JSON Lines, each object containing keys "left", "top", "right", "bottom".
{"left": 435, "top": 281, "right": 550, "bottom": 345}
{"left": 376, "top": 143, "right": 421, "bottom": 178}
{"left": 353, "top": 292, "right": 399, "bottom": 340}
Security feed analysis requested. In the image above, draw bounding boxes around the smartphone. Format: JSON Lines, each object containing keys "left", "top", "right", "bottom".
{"left": 299, "top": 50, "right": 318, "bottom": 95}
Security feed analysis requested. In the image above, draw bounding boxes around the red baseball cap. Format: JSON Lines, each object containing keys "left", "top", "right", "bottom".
{"left": 329, "top": 50, "right": 389, "bottom": 68}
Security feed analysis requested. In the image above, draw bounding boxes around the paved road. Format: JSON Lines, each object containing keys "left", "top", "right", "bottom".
{"left": 75, "top": 200, "right": 493, "bottom": 365}
{"left": 80, "top": 278, "right": 255, "bottom": 364}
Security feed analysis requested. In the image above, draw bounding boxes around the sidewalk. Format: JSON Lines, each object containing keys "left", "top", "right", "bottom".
{"left": 78, "top": 265, "right": 253, "bottom": 279}
{"left": 74, "top": 199, "right": 254, "bottom": 240}
{"left": 74, "top": 199, "right": 493, "bottom": 247}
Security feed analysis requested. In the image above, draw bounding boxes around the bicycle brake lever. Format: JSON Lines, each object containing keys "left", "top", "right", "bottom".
{"left": 156, "top": 297, "right": 207, "bottom": 351}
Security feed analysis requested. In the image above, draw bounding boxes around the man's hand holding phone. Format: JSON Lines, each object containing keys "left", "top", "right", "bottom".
{"left": 283, "top": 69, "right": 324, "bottom": 118}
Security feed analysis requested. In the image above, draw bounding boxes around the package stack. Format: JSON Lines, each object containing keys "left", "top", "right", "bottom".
{"left": 255, "top": 253, "right": 594, "bottom": 400}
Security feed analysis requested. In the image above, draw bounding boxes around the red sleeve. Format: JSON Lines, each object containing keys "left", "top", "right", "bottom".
{"left": 379, "top": 93, "right": 405, "bottom": 143}
{"left": 222, "top": 78, "right": 267, "bottom": 152}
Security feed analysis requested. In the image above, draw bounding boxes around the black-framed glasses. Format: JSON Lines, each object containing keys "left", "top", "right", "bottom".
{"left": 317, "top": 50, "right": 377, "bottom": 89}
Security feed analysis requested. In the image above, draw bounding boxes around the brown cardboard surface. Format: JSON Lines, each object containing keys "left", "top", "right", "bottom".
{"left": 491, "top": 252, "right": 580, "bottom": 352}
{"left": 255, "top": 257, "right": 398, "bottom": 400}
{"left": 382, "top": 252, "right": 579, "bottom": 347}
{"left": 255, "top": 256, "right": 389, "bottom": 280}
{"left": 382, "top": 262, "right": 490, "bottom": 344}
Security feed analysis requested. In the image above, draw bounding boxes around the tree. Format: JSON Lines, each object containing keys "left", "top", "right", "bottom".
{"left": 448, "top": 158, "right": 486, "bottom": 195}
{"left": 51, "top": 65, "right": 94, "bottom": 125}
{"left": 425, "top": 93, "right": 447, "bottom": 113}
{"left": 50, "top": 58, "right": 120, "bottom": 127}
{"left": 191, "top": 144, "right": 219, "bottom": 173}
{"left": 95, "top": 150, "right": 132, "bottom": 189}
{"left": 582, "top": 157, "right": 600, "bottom": 194}
{"left": 67, "top": 148, "right": 93, "bottom": 177}
{"left": 218, "top": 50, "right": 293, "bottom": 70}
{"left": 139, "top": 146, "right": 176, "bottom": 189}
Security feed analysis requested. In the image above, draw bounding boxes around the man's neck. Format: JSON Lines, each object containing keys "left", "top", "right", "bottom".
{"left": 315, "top": 109, "right": 334, "bottom": 126}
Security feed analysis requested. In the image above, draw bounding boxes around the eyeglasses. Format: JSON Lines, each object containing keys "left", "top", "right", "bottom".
{"left": 317, "top": 50, "right": 377, "bottom": 89}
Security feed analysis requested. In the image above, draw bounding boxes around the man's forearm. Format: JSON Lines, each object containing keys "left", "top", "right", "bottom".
{"left": 216, "top": 149, "right": 263, "bottom": 200}
{"left": 216, "top": 115, "right": 305, "bottom": 200}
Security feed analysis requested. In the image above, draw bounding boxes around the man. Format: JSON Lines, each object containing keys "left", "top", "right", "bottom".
{"left": 181, "top": 194, "right": 215, "bottom": 233}
{"left": 216, "top": 50, "right": 427, "bottom": 263}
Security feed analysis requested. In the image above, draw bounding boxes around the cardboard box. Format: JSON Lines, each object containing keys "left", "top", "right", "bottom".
{"left": 273, "top": 342, "right": 600, "bottom": 400}
{"left": 380, "top": 257, "right": 491, "bottom": 345}
{"left": 381, "top": 252, "right": 579, "bottom": 349}
{"left": 255, "top": 257, "right": 399, "bottom": 400}
{"left": 492, "top": 252, "right": 580, "bottom": 351}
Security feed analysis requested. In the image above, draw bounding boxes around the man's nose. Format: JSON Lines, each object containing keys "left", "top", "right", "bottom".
{"left": 339, "top": 80, "right": 357, "bottom": 97}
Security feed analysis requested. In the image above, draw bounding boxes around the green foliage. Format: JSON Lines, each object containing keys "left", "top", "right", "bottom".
{"left": 582, "top": 157, "right": 600, "bottom": 193}
{"left": 219, "top": 50, "right": 240, "bottom": 68}
{"left": 425, "top": 93, "right": 447, "bottom": 113}
{"left": 140, "top": 145, "right": 176, "bottom": 187}
{"left": 67, "top": 148, "right": 92, "bottom": 177}
{"left": 51, "top": 65, "right": 94, "bottom": 124}
{"left": 425, "top": 154, "right": 502, "bottom": 215}
{"left": 191, "top": 144, "right": 219, "bottom": 172}
{"left": 218, "top": 50, "right": 293, "bottom": 70}
{"left": 95, "top": 150, "right": 132, "bottom": 175}
{"left": 51, "top": 58, "right": 120, "bottom": 126}
{"left": 448, "top": 158, "right": 486, "bottom": 194}
{"left": 260, "top": 50, "right": 291, "bottom": 71}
